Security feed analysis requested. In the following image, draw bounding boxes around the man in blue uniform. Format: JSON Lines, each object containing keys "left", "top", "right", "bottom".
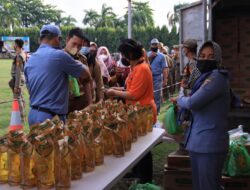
{"left": 24, "top": 24, "right": 90, "bottom": 126}
{"left": 148, "top": 38, "right": 168, "bottom": 114}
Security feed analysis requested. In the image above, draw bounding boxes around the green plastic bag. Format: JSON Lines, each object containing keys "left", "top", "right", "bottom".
{"left": 68, "top": 75, "right": 80, "bottom": 97}
{"left": 163, "top": 103, "right": 183, "bottom": 135}
{"left": 129, "top": 183, "right": 161, "bottom": 190}
{"left": 223, "top": 139, "right": 250, "bottom": 176}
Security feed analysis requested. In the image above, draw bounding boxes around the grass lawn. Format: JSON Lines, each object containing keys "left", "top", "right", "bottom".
{"left": 0, "top": 59, "right": 178, "bottom": 188}
{"left": 0, "top": 59, "right": 30, "bottom": 135}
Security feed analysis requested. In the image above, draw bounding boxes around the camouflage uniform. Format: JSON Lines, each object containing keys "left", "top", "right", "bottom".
{"left": 9, "top": 52, "right": 26, "bottom": 122}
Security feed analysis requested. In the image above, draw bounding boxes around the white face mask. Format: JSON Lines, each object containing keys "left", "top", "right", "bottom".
{"left": 99, "top": 54, "right": 108, "bottom": 62}
{"left": 67, "top": 47, "right": 78, "bottom": 56}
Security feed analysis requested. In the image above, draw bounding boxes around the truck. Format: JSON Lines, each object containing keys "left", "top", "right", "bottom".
{"left": 179, "top": 0, "right": 250, "bottom": 130}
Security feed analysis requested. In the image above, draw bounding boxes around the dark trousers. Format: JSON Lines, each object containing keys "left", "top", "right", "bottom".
{"left": 132, "top": 152, "right": 153, "bottom": 183}
{"left": 153, "top": 78, "right": 162, "bottom": 114}
{"left": 189, "top": 151, "right": 227, "bottom": 190}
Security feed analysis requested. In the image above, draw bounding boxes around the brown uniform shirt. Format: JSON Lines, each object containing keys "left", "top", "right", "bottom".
{"left": 68, "top": 53, "right": 92, "bottom": 113}
{"left": 88, "top": 58, "right": 104, "bottom": 102}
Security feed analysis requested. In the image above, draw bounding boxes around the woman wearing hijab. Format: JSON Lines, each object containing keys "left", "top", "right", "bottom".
{"left": 97, "top": 46, "right": 117, "bottom": 74}
{"left": 175, "top": 41, "right": 230, "bottom": 190}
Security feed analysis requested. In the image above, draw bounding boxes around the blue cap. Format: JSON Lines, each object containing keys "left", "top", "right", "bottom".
{"left": 150, "top": 38, "right": 159, "bottom": 44}
{"left": 40, "top": 24, "right": 61, "bottom": 37}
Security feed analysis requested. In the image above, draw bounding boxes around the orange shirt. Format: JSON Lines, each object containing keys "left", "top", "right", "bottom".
{"left": 126, "top": 62, "right": 157, "bottom": 123}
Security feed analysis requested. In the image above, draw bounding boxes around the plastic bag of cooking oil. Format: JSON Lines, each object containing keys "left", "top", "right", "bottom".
{"left": 8, "top": 130, "right": 25, "bottom": 186}
{"left": 66, "top": 119, "right": 83, "bottom": 179}
{"left": 20, "top": 140, "right": 36, "bottom": 188}
{"left": 223, "top": 137, "right": 250, "bottom": 176}
{"left": 0, "top": 135, "right": 8, "bottom": 183}
{"left": 55, "top": 137, "right": 71, "bottom": 189}
{"left": 33, "top": 134, "right": 55, "bottom": 189}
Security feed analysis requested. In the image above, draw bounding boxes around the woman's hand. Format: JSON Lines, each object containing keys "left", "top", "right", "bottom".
{"left": 110, "top": 86, "right": 125, "bottom": 91}
{"left": 170, "top": 96, "right": 178, "bottom": 104}
{"left": 104, "top": 89, "right": 117, "bottom": 97}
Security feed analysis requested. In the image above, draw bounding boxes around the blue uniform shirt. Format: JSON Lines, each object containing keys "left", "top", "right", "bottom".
{"left": 177, "top": 70, "right": 230, "bottom": 153}
{"left": 147, "top": 51, "right": 167, "bottom": 79}
{"left": 24, "top": 44, "right": 84, "bottom": 114}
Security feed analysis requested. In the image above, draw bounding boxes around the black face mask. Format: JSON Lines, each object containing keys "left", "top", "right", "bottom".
{"left": 151, "top": 47, "right": 158, "bottom": 52}
{"left": 196, "top": 59, "right": 218, "bottom": 73}
{"left": 121, "top": 58, "right": 130, "bottom": 66}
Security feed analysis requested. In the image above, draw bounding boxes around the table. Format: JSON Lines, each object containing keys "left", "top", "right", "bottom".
{"left": 0, "top": 128, "right": 165, "bottom": 190}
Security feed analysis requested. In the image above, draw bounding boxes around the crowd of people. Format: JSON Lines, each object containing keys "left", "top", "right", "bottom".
{"left": 5, "top": 24, "right": 232, "bottom": 189}
{"left": 7, "top": 24, "right": 182, "bottom": 125}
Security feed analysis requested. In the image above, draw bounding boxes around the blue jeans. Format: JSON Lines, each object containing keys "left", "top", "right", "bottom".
{"left": 153, "top": 77, "right": 162, "bottom": 114}
{"left": 28, "top": 108, "right": 66, "bottom": 126}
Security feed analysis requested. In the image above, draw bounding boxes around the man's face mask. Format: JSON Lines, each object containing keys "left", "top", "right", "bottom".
{"left": 121, "top": 57, "right": 130, "bottom": 66}
{"left": 80, "top": 46, "right": 89, "bottom": 56}
{"left": 196, "top": 59, "right": 218, "bottom": 73}
{"left": 67, "top": 47, "right": 78, "bottom": 56}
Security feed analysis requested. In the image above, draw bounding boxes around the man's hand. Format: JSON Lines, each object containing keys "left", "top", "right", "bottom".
{"left": 163, "top": 78, "right": 168, "bottom": 88}
{"left": 150, "top": 51, "right": 157, "bottom": 57}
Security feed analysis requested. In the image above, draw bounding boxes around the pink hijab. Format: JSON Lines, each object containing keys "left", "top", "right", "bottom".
{"left": 97, "top": 46, "right": 113, "bottom": 70}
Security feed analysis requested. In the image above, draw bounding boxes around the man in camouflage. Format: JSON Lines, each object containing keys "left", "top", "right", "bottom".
{"left": 64, "top": 28, "right": 92, "bottom": 112}
{"left": 5, "top": 39, "right": 26, "bottom": 122}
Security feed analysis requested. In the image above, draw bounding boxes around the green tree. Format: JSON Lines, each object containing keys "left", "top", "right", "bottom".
{"left": 60, "top": 15, "right": 77, "bottom": 26}
{"left": 83, "top": 3, "right": 118, "bottom": 28}
{"left": 167, "top": 3, "right": 189, "bottom": 27}
{"left": 83, "top": 9, "right": 100, "bottom": 28}
{"left": 98, "top": 3, "right": 117, "bottom": 27}
{"left": 0, "top": 26, "right": 179, "bottom": 53}
{"left": 9, "top": 0, "right": 63, "bottom": 27}
{"left": 0, "top": 0, "right": 21, "bottom": 29}
{"left": 125, "top": 1, "right": 154, "bottom": 27}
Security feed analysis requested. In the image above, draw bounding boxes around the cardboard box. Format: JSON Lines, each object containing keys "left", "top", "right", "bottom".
{"left": 239, "top": 17, "right": 250, "bottom": 30}
{"left": 166, "top": 152, "right": 191, "bottom": 169}
{"left": 164, "top": 167, "right": 250, "bottom": 190}
{"left": 164, "top": 168, "right": 192, "bottom": 190}
{"left": 223, "top": 176, "right": 250, "bottom": 190}
{"left": 240, "top": 44, "right": 250, "bottom": 54}
{"left": 232, "top": 88, "right": 250, "bottom": 99}
{"left": 238, "top": 54, "right": 250, "bottom": 66}
{"left": 215, "top": 18, "right": 237, "bottom": 33}
{"left": 240, "top": 76, "right": 250, "bottom": 88}
{"left": 215, "top": 18, "right": 238, "bottom": 47}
